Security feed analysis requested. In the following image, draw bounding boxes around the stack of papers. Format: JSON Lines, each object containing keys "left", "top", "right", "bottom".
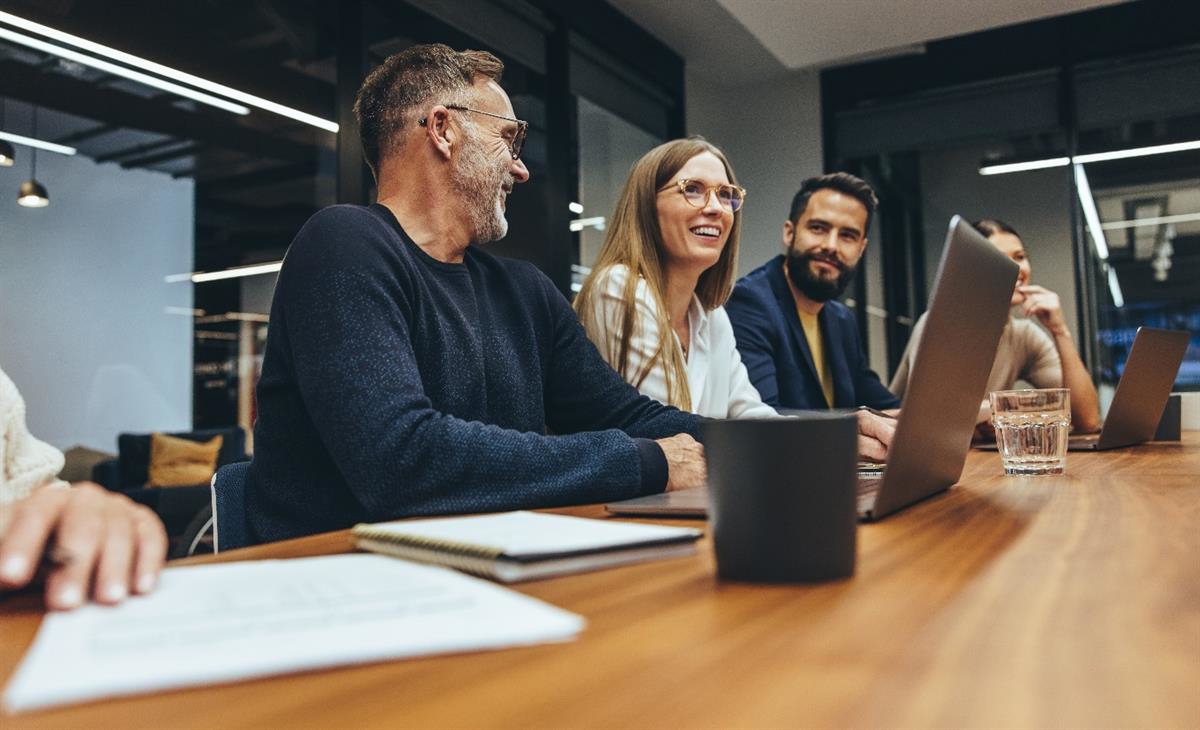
{"left": 4, "top": 554, "right": 583, "bottom": 713}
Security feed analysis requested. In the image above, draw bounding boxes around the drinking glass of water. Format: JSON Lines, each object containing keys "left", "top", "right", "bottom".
{"left": 989, "top": 388, "right": 1071, "bottom": 475}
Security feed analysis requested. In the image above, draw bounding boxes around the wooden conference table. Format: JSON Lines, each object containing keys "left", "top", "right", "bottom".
{"left": 2, "top": 436, "right": 1198, "bottom": 729}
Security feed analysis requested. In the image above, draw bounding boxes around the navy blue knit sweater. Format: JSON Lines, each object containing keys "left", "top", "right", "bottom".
{"left": 246, "top": 204, "right": 700, "bottom": 543}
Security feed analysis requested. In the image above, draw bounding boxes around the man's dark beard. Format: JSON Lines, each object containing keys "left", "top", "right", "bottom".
{"left": 786, "top": 248, "right": 857, "bottom": 302}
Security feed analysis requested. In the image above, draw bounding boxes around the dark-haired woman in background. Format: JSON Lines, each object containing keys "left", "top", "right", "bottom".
{"left": 889, "top": 218, "right": 1101, "bottom": 434}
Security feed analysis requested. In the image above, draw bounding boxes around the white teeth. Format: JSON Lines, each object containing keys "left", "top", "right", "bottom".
{"left": 691, "top": 226, "right": 720, "bottom": 237}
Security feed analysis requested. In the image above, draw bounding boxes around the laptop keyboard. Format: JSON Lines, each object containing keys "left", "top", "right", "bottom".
{"left": 856, "top": 473, "right": 882, "bottom": 514}
{"left": 856, "top": 475, "right": 882, "bottom": 496}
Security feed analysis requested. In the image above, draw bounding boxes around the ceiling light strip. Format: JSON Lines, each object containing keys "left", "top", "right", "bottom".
{"left": 1100, "top": 211, "right": 1200, "bottom": 231}
{"left": 569, "top": 216, "right": 606, "bottom": 232}
{"left": 0, "top": 27, "right": 250, "bottom": 116}
{"left": 1074, "top": 164, "right": 1109, "bottom": 261}
{"left": 0, "top": 130, "right": 76, "bottom": 155}
{"left": 980, "top": 138, "right": 1200, "bottom": 176}
{"left": 978, "top": 157, "right": 1070, "bottom": 175}
{"left": 0, "top": 11, "right": 338, "bottom": 133}
{"left": 1074, "top": 139, "right": 1200, "bottom": 164}
{"left": 1106, "top": 266, "right": 1124, "bottom": 308}
{"left": 166, "top": 261, "right": 283, "bottom": 284}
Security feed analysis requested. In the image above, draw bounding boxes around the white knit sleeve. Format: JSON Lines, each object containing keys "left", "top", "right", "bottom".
{"left": 0, "top": 368, "right": 67, "bottom": 505}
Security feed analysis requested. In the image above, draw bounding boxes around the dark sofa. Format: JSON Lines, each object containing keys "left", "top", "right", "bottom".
{"left": 92, "top": 427, "right": 249, "bottom": 540}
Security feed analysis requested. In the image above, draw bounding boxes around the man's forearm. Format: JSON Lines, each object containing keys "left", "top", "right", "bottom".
{"left": 329, "top": 410, "right": 663, "bottom": 519}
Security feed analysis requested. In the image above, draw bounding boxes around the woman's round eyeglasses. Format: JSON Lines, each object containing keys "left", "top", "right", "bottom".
{"left": 661, "top": 179, "right": 746, "bottom": 212}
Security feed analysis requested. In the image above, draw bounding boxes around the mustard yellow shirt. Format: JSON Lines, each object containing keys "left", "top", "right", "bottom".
{"left": 797, "top": 308, "right": 834, "bottom": 408}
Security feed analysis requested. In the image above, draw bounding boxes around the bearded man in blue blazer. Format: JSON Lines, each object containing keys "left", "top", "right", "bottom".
{"left": 725, "top": 173, "right": 899, "bottom": 412}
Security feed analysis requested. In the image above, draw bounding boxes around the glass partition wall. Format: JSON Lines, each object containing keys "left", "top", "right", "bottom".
{"left": 823, "top": 10, "right": 1200, "bottom": 398}
{"left": 1074, "top": 55, "right": 1200, "bottom": 392}
{"left": 831, "top": 70, "right": 1079, "bottom": 382}
{"left": 0, "top": 0, "right": 684, "bottom": 450}
{"left": 573, "top": 96, "right": 665, "bottom": 291}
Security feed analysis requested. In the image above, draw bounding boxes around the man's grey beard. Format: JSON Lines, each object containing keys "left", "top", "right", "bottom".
{"left": 450, "top": 131, "right": 512, "bottom": 244}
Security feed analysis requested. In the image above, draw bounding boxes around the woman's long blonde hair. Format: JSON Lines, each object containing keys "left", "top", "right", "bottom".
{"left": 574, "top": 137, "right": 743, "bottom": 411}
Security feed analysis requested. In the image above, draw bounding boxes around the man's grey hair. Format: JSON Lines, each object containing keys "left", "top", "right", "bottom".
{"left": 353, "top": 43, "right": 504, "bottom": 175}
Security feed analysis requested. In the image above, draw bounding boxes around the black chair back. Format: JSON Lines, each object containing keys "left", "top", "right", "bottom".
{"left": 211, "top": 461, "right": 251, "bottom": 552}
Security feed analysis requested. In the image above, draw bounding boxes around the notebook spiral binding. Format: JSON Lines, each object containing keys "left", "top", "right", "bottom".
{"left": 352, "top": 525, "right": 508, "bottom": 580}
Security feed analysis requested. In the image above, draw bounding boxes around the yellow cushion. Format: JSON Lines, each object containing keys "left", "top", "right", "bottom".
{"left": 147, "top": 433, "right": 223, "bottom": 488}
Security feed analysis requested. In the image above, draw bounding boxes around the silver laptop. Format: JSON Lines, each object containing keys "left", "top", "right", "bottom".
{"left": 607, "top": 215, "right": 1019, "bottom": 521}
{"left": 1066, "top": 327, "right": 1188, "bottom": 450}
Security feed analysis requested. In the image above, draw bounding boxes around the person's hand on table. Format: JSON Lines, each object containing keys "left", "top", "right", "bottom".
{"left": 973, "top": 398, "right": 996, "bottom": 442}
{"left": 856, "top": 409, "right": 896, "bottom": 462}
{"left": 0, "top": 482, "right": 167, "bottom": 610}
{"left": 656, "top": 433, "right": 706, "bottom": 492}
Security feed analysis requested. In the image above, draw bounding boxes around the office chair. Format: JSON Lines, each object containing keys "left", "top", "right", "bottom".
{"left": 178, "top": 460, "right": 251, "bottom": 557}
{"left": 211, "top": 461, "right": 252, "bottom": 553}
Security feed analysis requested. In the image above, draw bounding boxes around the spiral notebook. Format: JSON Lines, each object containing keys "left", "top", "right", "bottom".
{"left": 352, "top": 511, "right": 702, "bottom": 583}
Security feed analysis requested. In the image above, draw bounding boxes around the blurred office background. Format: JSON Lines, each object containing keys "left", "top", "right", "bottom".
{"left": 0, "top": 0, "right": 1197, "bottom": 457}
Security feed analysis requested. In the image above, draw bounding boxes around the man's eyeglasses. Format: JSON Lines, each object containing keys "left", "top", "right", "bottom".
{"left": 661, "top": 179, "right": 746, "bottom": 212}
{"left": 419, "top": 104, "right": 528, "bottom": 160}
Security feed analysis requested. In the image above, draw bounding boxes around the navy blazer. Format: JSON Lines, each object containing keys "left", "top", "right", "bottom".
{"left": 725, "top": 255, "right": 899, "bottom": 411}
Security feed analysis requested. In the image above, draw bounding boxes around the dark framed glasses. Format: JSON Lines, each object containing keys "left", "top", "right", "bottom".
{"left": 419, "top": 104, "right": 529, "bottom": 160}
{"left": 664, "top": 179, "right": 746, "bottom": 212}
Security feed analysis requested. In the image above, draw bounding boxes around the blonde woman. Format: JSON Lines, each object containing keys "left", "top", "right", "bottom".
{"left": 576, "top": 138, "right": 895, "bottom": 459}
{"left": 575, "top": 137, "right": 777, "bottom": 419}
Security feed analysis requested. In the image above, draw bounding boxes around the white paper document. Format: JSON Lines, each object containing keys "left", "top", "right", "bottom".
{"left": 4, "top": 554, "right": 584, "bottom": 713}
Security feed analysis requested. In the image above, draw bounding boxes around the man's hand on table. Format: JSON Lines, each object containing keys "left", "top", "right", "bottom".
{"left": 857, "top": 409, "right": 896, "bottom": 462}
{"left": 657, "top": 433, "right": 707, "bottom": 492}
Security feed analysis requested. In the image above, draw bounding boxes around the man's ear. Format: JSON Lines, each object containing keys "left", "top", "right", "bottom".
{"left": 782, "top": 219, "right": 794, "bottom": 250}
{"left": 422, "top": 105, "right": 454, "bottom": 161}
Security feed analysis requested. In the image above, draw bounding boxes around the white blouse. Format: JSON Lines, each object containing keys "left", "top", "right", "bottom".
{"left": 579, "top": 265, "right": 778, "bottom": 419}
{"left": 1, "top": 366, "right": 68, "bottom": 505}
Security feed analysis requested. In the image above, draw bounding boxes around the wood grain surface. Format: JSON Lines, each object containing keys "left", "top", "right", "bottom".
{"left": 2, "top": 436, "right": 1197, "bottom": 729}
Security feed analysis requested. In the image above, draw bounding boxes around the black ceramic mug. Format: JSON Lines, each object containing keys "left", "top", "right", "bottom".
{"left": 702, "top": 413, "right": 858, "bottom": 582}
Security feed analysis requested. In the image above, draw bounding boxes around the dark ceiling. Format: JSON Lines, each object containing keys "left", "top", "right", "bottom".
{"left": 0, "top": 0, "right": 686, "bottom": 303}
{"left": 0, "top": 0, "right": 347, "bottom": 270}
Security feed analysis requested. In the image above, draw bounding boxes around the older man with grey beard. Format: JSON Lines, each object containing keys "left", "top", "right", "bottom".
{"left": 245, "top": 44, "right": 707, "bottom": 544}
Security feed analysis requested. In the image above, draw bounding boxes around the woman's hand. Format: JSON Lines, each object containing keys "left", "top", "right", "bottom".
{"left": 0, "top": 483, "right": 167, "bottom": 610}
{"left": 972, "top": 399, "right": 996, "bottom": 442}
{"left": 1017, "top": 284, "right": 1102, "bottom": 433}
{"left": 1016, "top": 285, "right": 1068, "bottom": 336}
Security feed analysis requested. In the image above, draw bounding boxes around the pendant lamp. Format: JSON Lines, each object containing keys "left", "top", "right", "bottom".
{"left": 17, "top": 105, "right": 48, "bottom": 207}
{"left": 0, "top": 99, "right": 14, "bottom": 167}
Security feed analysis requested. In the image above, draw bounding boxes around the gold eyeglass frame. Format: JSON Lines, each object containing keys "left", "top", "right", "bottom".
{"left": 662, "top": 178, "right": 747, "bottom": 212}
